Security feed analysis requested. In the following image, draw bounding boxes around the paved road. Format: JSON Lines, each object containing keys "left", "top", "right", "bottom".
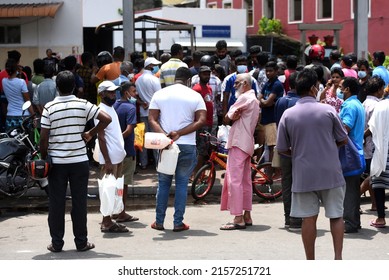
{"left": 0, "top": 194, "right": 388, "bottom": 261}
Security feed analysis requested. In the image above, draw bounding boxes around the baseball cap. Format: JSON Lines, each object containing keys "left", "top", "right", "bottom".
{"left": 144, "top": 57, "right": 161, "bottom": 68}
{"left": 199, "top": 65, "right": 212, "bottom": 73}
{"left": 98, "top": 81, "right": 119, "bottom": 94}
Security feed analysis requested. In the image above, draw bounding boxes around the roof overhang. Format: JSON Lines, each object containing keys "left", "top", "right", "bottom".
{"left": 95, "top": 15, "right": 191, "bottom": 34}
{"left": 0, "top": 2, "right": 64, "bottom": 18}
{"left": 175, "top": 38, "right": 244, "bottom": 48}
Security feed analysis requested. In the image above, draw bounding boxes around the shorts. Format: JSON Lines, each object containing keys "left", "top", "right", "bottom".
{"left": 263, "top": 123, "right": 277, "bottom": 146}
{"left": 196, "top": 126, "right": 212, "bottom": 157}
{"left": 99, "top": 162, "right": 123, "bottom": 179}
{"left": 258, "top": 123, "right": 277, "bottom": 146}
{"left": 122, "top": 156, "right": 136, "bottom": 185}
{"left": 291, "top": 185, "right": 346, "bottom": 219}
{"left": 5, "top": 116, "right": 23, "bottom": 131}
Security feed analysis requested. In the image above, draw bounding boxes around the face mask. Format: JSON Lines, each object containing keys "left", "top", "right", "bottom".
{"left": 152, "top": 65, "right": 159, "bottom": 74}
{"left": 237, "top": 65, "right": 247, "bottom": 74}
{"left": 127, "top": 73, "right": 135, "bottom": 80}
{"left": 128, "top": 97, "right": 137, "bottom": 104}
{"left": 336, "top": 88, "right": 344, "bottom": 99}
{"left": 358, "top": 71, "right": 367, "bottom": 79}
{"left": 103, "top": 96, "right": 116, "bottom": 106}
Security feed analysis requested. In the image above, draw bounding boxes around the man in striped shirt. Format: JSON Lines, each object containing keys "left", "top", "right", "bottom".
{"left": 40, "top": 70, "right": 112, "bottom": 253}
{"left": 159, "top": 44, "right": 188, "bottom": 88}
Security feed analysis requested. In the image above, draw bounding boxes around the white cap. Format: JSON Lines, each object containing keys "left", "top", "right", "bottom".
{"left": 98, "top": 81, "right": 119, "bottom": 94}
{"left": 144, "top": 57, "right": 161, "bottom": 68}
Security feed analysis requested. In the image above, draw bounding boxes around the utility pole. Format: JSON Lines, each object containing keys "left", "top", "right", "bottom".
{"left": 354, "top": 0, "right": 368, "bottom": 59}
{"left": 123, "top": 0, "right": 134, "bottom": 61}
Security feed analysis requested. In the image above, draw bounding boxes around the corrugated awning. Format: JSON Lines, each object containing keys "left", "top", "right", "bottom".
{"left": 175, "top": 38, "right": 244, "bottom": 48}
{"left": 162, "top": 0, "right": 198, "bottom": 6}
{"left": 0, "top": 2, "right": 64, "bottom": 18}
{"left": 95, "top": 15, "right": 191, "bottom": 34}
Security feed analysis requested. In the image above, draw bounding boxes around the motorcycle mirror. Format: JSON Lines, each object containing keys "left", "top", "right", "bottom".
{"left": 22, "top": 101, "right": 32, "bottom": 112}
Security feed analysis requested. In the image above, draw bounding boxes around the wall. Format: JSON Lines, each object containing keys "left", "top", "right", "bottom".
{"left": 135, "top": 7, "right": 247, "bottom": 52}
{"left": 207, "top": 0, "right": 389, "bottom": 56}
{"left": 0, "top": 0, "right": 84, "bottom": 67}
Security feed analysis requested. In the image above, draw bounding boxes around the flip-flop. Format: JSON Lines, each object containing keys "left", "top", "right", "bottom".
{"left": 173, "top": 223, "right": 190, "bottom": 232}
{"left": 101, "top": 222, "right": 129, "bottom": 233}
{"left": 151, "top": 221, "right": 165, "bottom": 231}
{"left": 77, "top": 242, "right": 95, "bottom": 252}
{"left": 116, "top": 215, "right": 139, "bottom": 223}
{"left": 220, "top": 222, "right": 246, "bottom": 230}
{"left": 370, "top": 220, "right": 386, "bottom": 228}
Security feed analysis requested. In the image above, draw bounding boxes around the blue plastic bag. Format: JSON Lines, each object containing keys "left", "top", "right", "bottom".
{"left": 339, "top": 137, "right": 365, "bottom": 177}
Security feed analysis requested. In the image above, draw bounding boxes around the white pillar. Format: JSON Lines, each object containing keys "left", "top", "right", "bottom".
{"left": 354, "top": 0, "right": 368, "bottom": 59}
{"left": 123, "top": 0, "right": 134, "bottom": 61}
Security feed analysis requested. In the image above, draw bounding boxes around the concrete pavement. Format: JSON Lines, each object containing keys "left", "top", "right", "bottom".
{"left": 0, "top": 192, "right": 388, "bottom": 260}
{"left": 1, "top": 164, "right": 389, "bottom": 261}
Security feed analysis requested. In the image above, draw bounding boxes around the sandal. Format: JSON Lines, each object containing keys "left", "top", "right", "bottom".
{"left": 101, "top": 222, "right": 129, "bottom": 233}
{"left": 151, "top": 221, "right": 165, "bottom": 231}
{"left": 77, "top": 242, "right": 95, "bottom": 252}
{"left": 47, "top": 243, "right": 62, "bottom": 253}
{"left": 116, "top": 215, "right": 139, "bottom": 223}
{"left": 370, "top": 220, "right": 386, "bottom": 228}
{"left": 173, "top": 223, "right": 190, "bottom": 232}
{"left": 220, "top": 222, "right": 246, "bottom": 230}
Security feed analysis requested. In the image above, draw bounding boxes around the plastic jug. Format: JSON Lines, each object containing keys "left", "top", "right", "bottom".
{"left": 144, "top": 132, "right": 173, "bottom": 149}
{"left": 156, "top": 143, "right": 180, "bottom": 175}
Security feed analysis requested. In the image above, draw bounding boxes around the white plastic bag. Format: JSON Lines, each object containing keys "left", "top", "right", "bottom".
{"left": 93, "top": 139, "right": 99, "bottom": 162}
{"left": 217, "top": 125, "right": 231, "bottom": 143}
{"left": 113, "top": 176, "right": 124, "bottom": 214}
{"left": 98, "top": 174, "right": 124, "bottom": 216}
{"left": 156, "top": 143, "right": 180, "bottom": 175}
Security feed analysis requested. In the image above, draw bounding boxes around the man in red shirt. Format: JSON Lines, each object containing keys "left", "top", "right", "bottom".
{"left": 192, "top": 66, "right": 214, "bottom": 176}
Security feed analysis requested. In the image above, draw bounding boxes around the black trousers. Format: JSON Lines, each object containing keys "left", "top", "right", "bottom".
{"left": 48, "top": 161, "right": 89, "bottom": 250}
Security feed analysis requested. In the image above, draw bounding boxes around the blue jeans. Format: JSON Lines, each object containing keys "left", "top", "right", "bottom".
{"left": 155, "top": 144, "right": 197, "bottom": 226}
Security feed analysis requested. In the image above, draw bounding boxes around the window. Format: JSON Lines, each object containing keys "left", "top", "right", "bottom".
{"left": 289, "top": 0, "right": 302, "bottom": 22}
{"left": 0, "top": 25, "right": 21, "bottom": 44}
{"left": 351, "top": 0, "right": 371, "bottom": 18}
{"left": 223, "top": 1, "right": 232, "bottom": 9}
{"left": 244, "top": 0, "right": 254, "bottom": 26}
{"left": 207, "top": 2, "right": 217, "bottom": 8}
{"left": 263, "top": 0, "right": 274, "bottom": 19}
{"left": 317, "top": 0, "right": 332, "bottom": 20}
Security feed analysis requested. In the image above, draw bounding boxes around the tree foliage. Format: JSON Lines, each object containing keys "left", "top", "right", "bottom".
{"left": 258, "top": 16, "right": 283, "bottom": 35}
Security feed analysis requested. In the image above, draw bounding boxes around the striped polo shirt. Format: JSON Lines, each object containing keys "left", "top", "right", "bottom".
{"left": 159, "top": 58, "right": 188, "bottom": 87}
{"left": 41, "top": 95, "right": 99, "bottom": 164}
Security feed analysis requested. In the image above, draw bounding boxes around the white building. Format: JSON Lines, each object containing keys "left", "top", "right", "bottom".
{"left": 0, "top": 0, "right": 246, "bottom": 66}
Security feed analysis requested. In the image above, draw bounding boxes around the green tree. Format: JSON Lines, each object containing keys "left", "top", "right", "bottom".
{"left": 258, "top": 16, "right": 282, "bottom": 35}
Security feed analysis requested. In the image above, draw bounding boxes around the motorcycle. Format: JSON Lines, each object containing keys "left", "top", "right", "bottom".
{"left": 0, "top": 101, "right": 48, "bottom": 198}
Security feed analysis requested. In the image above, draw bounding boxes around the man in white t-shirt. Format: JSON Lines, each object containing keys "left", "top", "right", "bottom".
{"left": 148, "top": 67, "right": 206, "bottom": 232}
{"left": 95, "top": 81, "right": 127, "bottom": 233}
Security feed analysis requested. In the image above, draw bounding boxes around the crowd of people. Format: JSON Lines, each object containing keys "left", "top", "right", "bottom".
{"left": 1, "top": 41, "right": 388, "bottom": 259}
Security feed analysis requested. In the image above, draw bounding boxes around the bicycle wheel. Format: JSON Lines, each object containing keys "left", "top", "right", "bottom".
{"left": 251, "top": 162, "right": 282, "bottom": 200}
{"left": 191, "top": 163, "right": 216, "bottom": 200}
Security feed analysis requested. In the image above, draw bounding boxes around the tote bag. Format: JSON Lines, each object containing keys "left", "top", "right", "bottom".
{"left": 339, "top": 137, "right": 365, "bottom": 177}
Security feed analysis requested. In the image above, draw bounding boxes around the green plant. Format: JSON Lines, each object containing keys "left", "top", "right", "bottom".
{"left": 258, "top": 16, "right": 283, "bottom": 35}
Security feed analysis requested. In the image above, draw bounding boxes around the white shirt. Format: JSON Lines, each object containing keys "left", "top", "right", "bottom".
{"left": 135, "top": 69, "right": 161, "bottom": 117}
{"left": 363, "top": 95, "right": 380, "bottom": 159}
{"left": 369, "top": 99, "right": 389, "bottom": 177}
{"left": 149, "top": 84, "right": 206, "bottom": 145}
{"left": 95, "top": 103, "right": 126, "bottom": 165}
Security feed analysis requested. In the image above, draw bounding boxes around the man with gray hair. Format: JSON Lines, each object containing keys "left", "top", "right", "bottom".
{"left": 112, "top": 61, "right": 134, "bottom": 99}
{"left": 220, "top": 73, "right": 260, "bottom": 230}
